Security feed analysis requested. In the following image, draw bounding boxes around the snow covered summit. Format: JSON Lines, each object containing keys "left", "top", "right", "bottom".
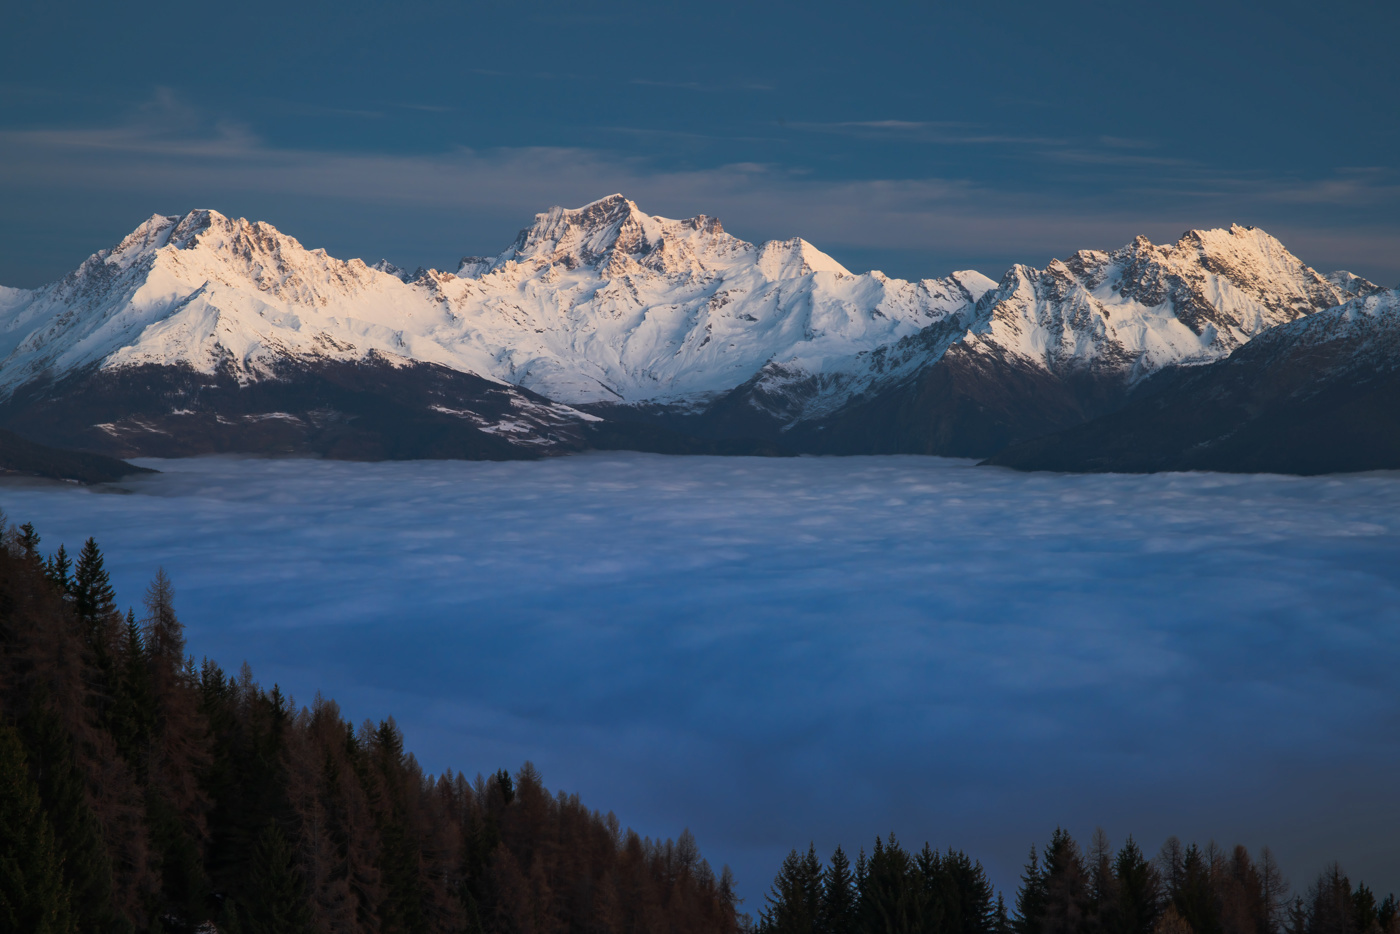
{"left": 0, "top": 200, "right": 1388, "bottom": 468}
{"left": 0, "top": 198, "right": 995, "bottom": 409}
{"left": 959, "top": 223, "right": 1373, "bottom": 385}
{"left": 424, "top": 194, "right": 995, "bottom": 405}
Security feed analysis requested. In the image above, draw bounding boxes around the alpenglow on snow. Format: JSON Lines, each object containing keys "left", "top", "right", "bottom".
{"left": 0, "top": 194, "right": 1384, "bottom": 462}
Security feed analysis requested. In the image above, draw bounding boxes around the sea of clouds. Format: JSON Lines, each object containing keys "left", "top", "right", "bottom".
{"left": 2, "top": 453, "right": 1397, "bottom": 900}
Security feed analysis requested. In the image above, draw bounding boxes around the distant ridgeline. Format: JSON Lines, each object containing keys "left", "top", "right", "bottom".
{"left": 755, "top": 833, "right": 1398, "bottom": 934}
{"left": 0, "top": 513, "right": 743, "bottom": 934}
{"left": 0, "top": 199, "right": 1397, "bottom": 474}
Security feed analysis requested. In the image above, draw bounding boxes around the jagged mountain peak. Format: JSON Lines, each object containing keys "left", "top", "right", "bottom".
{"left": 1, "top": 202, "right": 1387, "bottom": 465}
{"left": 0, "top": 199, "right": 995, "bottom": 410}
{"left": 1172, "top": 224, "right": 1313, "bottom": 278}
{"left": 371, "top": 259, "right": 412, "bottom": 282}
{"left": 755, "top": 238, "right": 851, "bottom": 279}
{"left": 1324, "top": 269, "right": 1382, "bottom": 297}
{"left": 489, "top": 195, "right": 749, "bottom": 278}
{"left": 80, "top": 209, "right": 326, "bottom": 278}
{"left": 115, "top": 213, "right": 181, "bottom": 252}
{"left": 961, "top": 223, "right": 1378, "bottom": 387}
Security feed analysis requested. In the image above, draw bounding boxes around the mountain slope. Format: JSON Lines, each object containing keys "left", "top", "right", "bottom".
{"left": 428, "top": 194, "right": 996, "bottom": 408}
{"left": 0, "top": 428, "right": 154, "bottom": 483}
{"left": 763, "top": 226, "right": 1377, "bottom": 455}
{"left": 0, "top": 202, "right": 1383, "bottom": 466}
{"left": 985, "top": 289, "right": 1400, "bottom": 474}
{"left": 0, "top": 197, "right": 994, "bottom": 409}
{"left": 0, "top": 197, "right": 999, "bottom": 457}
{"left": 0, "top": 358, "right": 605, "bottom": 461}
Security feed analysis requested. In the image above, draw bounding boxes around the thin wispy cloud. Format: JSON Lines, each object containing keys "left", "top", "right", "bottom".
{"left": 1098, "top": 135, "right": 1159, "bottom": 150}
{"left": 785, "top": 119, "right": 1066, "bottom": 146}
{"left": 630, "top": 78, "right": 774, "bottom": 92}
{"left": 1, "top": 91, "right": 1397, "bottom": 284}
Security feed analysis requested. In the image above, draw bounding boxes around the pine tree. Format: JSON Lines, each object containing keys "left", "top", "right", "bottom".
{"left": 1306, "top": 865, "right": 1355, "bottom": 934}
{"left": 1041, "top": 828, "right": 1092, "bottom": 934}
{"left": 1015, "top": 844, "right": 1048, "bottom": 934}
{"left": 16, "top": 707, "right": 122, "bottom": 934}
{"left": 1353, "top": 885, "right": 1378, "bottom": 934}
{"left": 46, "top": 544, "right": 72, "bottom": 594}
{"left": 72, "top": 539, "right": 121, "bottom": 723}
{"left": 18, "top": 522, "right": 42, "bottom": 561}
{"left": 1114, "top": 835, "right": 1163, "bottom": 934}
{"left": 494, "top": 767, "right": 515, "bottom": 805}
{"left": 73, "top": 538, "right": 117, "bottom": 623}
{"left": 1376, "top": 895, "right": 1398, "bottom": 934}
{"left": 0, "top": 722, "right": 76, "bottom": 934}
{"left": 110, "top": 610, "right": 155, "bottom": 765}
{"left": 942, "top": 848, "right": 997, "bottom": 934}
{"left": 1091, "top": 828, "right": 1119, "bottom": 931}
{"left": 238, "top": 822, "right": 314, "bottom": 934}
{"left": 761, "top": 844, "right": 823, "bottom": 933}
{"left": 821, "top": 845, "right": 857, "bottom": 934}
{"left": 1175, "top": 844, "right": 1221, "bottom": 934}
{"left": 858, "top": 834, "right": 925, "bottom": 933}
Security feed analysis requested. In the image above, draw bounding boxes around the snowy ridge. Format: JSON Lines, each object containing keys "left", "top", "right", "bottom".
{"left": 958, "top": 225, "right": 1372, "bottom": 385}
{"left": 0, "top": 198, "right": 994, "bottom": 413}
{"left": 0, "top": 210, "right": 499, "bottom": 393}
{"left": 0, "top": 203, "right": 1378, "bottom": 435}
{"left": 428, "top": 194, "right": 994, "bottom": 405}
{"left": 1237, "top": 287, "right": 1400, "bottom": 369}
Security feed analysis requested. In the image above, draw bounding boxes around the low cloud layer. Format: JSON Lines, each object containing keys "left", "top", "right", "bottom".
{"left": 3, "top": 454, "right": 1398, "bottom": 900}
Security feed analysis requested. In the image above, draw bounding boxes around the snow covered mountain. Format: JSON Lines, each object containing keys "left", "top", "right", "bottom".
{"left": 987, "top": 288, "right": 1400, "bottom": 473}
{"left": 0, "top": 198, "right": 1383, "bottom": 463}
{"left": 763, "top": 225, "right": 1379, "bottom": 454}
{"left": 0, "top": 196, "right": 993, "bottom": 409}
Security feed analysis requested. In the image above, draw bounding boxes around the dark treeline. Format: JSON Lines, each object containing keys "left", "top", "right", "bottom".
{"left": 758, "top": 830, "right": 1397, "bottom": 934}
{"left": 0, "top": 513, "right": 742, "bottom": 934}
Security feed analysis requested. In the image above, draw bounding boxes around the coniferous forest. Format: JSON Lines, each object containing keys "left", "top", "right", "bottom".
{"left": 1, "top": 512, "right": 1395, "bottom": 934}
{"left": 0, "top": 513, "right": 743, "bottom": 934}
{"left": 755, "top": 825, "right": 1398, "bottom": 934}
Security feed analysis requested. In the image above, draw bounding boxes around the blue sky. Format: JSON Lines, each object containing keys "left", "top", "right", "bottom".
{"left": 3, "top": 1, "right": 1398, "bottom": 285}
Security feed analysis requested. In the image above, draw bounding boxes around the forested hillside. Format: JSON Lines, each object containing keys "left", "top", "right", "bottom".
{"left": 0, "top": 513, "right": 742, "bottom": 934}
{"left": 4, "top": 508, "right": 1395, "bottom": 934}
{"left": 756, "top": 830, "right": 1398, "bottom": 934}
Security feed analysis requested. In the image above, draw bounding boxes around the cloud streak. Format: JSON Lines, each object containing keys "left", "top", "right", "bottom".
{"left": 1, "top": 92, "right": 1398, "bottom": 285}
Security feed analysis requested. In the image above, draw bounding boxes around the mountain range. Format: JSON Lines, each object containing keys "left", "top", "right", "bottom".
{"left": 0, "top": 195, "right": 1394, "bottom": 473}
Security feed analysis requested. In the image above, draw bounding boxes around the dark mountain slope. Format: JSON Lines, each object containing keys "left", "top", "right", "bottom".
{"left": 780, "top": 342, "right": 1127, "bottom": 457}
{"left": 986, "top": 290, "right": 1400, "bottom": 474}
{"left": 0, "top": 358, "right": 587, "bottom": 461}
{"left": 0, "top": 428, "right": 153, "bottom": 483}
